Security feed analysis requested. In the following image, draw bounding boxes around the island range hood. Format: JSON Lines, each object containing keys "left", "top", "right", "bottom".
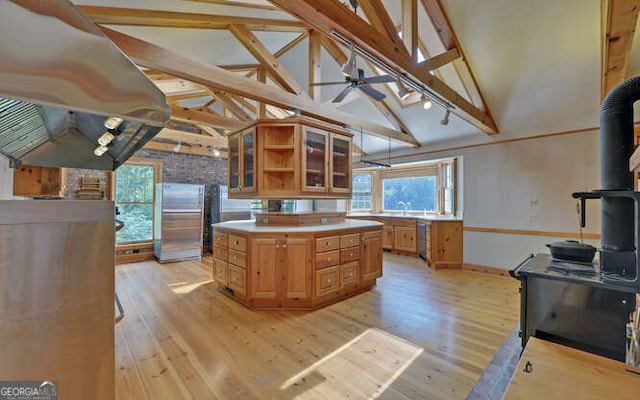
{"left": 0, "top": 0, "right": 170, "bottom": 171}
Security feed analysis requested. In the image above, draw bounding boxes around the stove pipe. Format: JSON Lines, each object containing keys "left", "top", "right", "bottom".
{"left": 600, "top": 77, "right": 640, "bottom": 272}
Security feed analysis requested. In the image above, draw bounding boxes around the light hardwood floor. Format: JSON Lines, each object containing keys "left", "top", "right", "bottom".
{"left": 115, "top": 253, "right": 520, "bottom": 399}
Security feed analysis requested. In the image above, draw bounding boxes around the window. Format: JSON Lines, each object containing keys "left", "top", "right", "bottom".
{"left": 351, "top": 173, "right": 372, "bottom": 211}
{"left": 350, "top": 158, "right": 456, "bottom": 215}
{"left": 114, "top": 158, "right": 162, "bottom": 244}
{"left": 382, "top": 176, "right": 436, "bottom": 212}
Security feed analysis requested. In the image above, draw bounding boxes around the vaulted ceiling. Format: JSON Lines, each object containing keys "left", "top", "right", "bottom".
{"left": 72, "top": 0, "right": 640, "bottom": 160}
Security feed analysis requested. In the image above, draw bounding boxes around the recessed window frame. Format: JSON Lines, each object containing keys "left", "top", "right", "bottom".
{"left": 112, "top": 157, "right": 163, "bottom": 245}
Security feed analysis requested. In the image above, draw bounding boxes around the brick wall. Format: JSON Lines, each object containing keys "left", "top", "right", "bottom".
{"left": 65, "top": 168, "right": 109, "bottom": 199}
{"left": 135, "top": 149, "right": 228, "bottom": 251}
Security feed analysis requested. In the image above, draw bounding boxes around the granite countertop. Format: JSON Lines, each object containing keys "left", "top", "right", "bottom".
{"left": 213, "top": 219, "right": 383, "bottom": 233}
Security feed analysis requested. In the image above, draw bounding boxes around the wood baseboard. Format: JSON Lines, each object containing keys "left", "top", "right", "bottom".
{"left": 462, "top": 263, "right": 510, "bottom": 277}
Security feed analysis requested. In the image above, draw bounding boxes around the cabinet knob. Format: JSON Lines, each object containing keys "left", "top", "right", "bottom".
{"left": 283, "top": 244, "right": 287, "bottom": 248}
{"left": 276, "top": 244, "right": 280, "bottom": 248}
{"left": 349, "top": 253, "right": 353, "bottom": 257}
{"left": 327, "top": 257, "right": 331, "bottom": 262}
{"left": 327, "top": 279, "right": 332, "bottom": 283}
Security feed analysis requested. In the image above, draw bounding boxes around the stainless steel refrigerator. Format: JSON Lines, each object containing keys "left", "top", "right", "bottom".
{"left": 209, "top": 184, "right": 252, "bottom": 251}
{"left": 154, "top": 183, "right": 204, "bottom": 263}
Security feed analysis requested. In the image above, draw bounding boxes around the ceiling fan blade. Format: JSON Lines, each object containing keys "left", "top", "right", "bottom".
{"left": 332, "top": 86, "right": 356, "bottom": 103}
{"left": 310, "top": 81, "right": 349, "bottom": 86}
{"left": 362, "top": 74, "right": 395, "bottom": 84}
{"left": 359, "top": 85, "right": 387, "bottom": 101}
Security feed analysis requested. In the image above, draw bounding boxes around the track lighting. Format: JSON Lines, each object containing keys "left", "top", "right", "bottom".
{"left": 213, "top": 148, "right": 221, "bottom": 157}
{"left": 421, "top": 93, "right": 433, "bottom": 110}
{"left": 173, "top": 141, "right": 181, "bottom": 152}
{"left": 395, "top": 76, "right": 411, "bottom": 100}
{"left": 440, "top": 109, "right": 451, "bottom": 126}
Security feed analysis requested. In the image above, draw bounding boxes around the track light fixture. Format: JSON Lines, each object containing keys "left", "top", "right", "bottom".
{"left": 213, "top": 148, "right": 221, "bottom": 157}
{"left": 421, "top": 93, "right": 433, "bottom": 110}
{"left": 440, "top": 109, "right": 451, "bottom": 126}
{"left": 395, "top": 76, "right": 411, "bottom": 100}
{"left": 173, "top": 141, "right": 182, "bottom": 152}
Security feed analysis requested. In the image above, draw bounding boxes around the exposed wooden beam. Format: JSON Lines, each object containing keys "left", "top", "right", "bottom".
{"left": 99, "top": 26, "right": 418, "bottom": 146}
{"left": 402, "top": 0, "right": 419, "bottom": 63}
{"left": 77, "top": 6, "right": 307, "bottom": 32}
{"left": 244, "top": 32, "right": 309, "bottom": 80}
{"left": 154, "top": 78, "right": 205, "bottom": 96}
{"left": 321, "top": 36, "right": 347, "bottom": 65}
{"left": 358, "top": 0, "right": 411, "bottom": 60}
{"left": 601, "top": 0, "right": 639, "bottom": 99}
{"left": 308, "top": 29, "right": 323, "bottom": 101}
{"left": 418, "top": 0, "right": 494, "bottom": 123}
{"left": 219, "top": 63, "right": 261, "bottom": 72}
{"left": 155, "top": 128, "right": 227, "bottom": 147}
{"left": 229, "top": 24, "right": 307, "bottom": 96}
{"left": 184, "top": 0, "right": 279, "bottom": 11}
{"left": 166, "top": 91, "right": 210, "bottom": 101}
{"left": 270, "top": 0, "right": 498, "bottom": 134}
{"left": 256, "top": 68, "right": 267, "bottom": 118}
{"left": 417, "top": 48, "right": 460, "bottom": 71}
{"left": 170, "top": 104, "right": 244, "bottom": 130}
{"left": 210, "top": 91, "right": 254, "bottom": 121}
{"left": 145, "top": 140, "right": 227, "bottom": 158}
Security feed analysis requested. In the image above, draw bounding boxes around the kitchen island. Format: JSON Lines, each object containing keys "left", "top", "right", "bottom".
{"left": 212, "top": 218, "right": 384, "bottom": 310}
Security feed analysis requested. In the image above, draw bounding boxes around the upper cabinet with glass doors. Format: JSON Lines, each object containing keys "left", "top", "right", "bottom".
{"left": 228, "top": 127, "right": 255, "bottom": 195}
{"left": 227, "top": 117, "right": 352, "bottom": 199}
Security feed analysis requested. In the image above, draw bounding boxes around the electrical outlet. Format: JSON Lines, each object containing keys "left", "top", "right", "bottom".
{"left": 529, "top": 213, "right": 539, "bottom": 222}
{"left": 529, "top": 199, "right": 538, "bottom": 207}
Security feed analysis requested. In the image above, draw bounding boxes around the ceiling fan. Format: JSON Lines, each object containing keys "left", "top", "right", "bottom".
{"left": 309, "top": 0, "right": 395, "bottom": 103}
{"left": 310, "top": 67, "right": 396, "bottom": 103}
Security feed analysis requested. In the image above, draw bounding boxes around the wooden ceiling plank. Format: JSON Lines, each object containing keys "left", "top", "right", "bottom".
{"left": 308, "top": 29, "right": 323, "bottom": 101}
{"left": 418, "top": 0, "right": 495, "bottom": 125}
{"left": 601, "top": 0, "right": 639, "bottom": 99}
{"left": 156, "top": 128, "right": 227, "bottom": 147}
{"left": 229, "top": 24, "right": 308, "bottom": 97}
{"left": 270, "top": 0, "right": 497, "bottom": 134}
{"left": 170, "top": 105, "right": 243, "bottom": 130}
{"left": 154, "top": 78, "right": 206, "bottom": 96}
{"left": 402, "top": 0, "right": 419, "bottom": 63}
{"left": 166, "top": 91, "right": 211, "bottom": 101}
{"left": 210, "top": 91, "right": 254, "bottom": 121}
{"left": 99, "top": 26, "right": 418, "bottom": 146}
{"left": 77, "top": 6, "right": 307, "bottom": 32}
{"left": 358, "top": 0, "right": 411, "bottom": 60}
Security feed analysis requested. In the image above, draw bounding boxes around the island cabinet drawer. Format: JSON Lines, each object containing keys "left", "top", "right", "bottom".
{"left": 213, "top": 245, "right": 228, "bottom": 261}
{"left": 228, "top": 265, "right": 246, "bottom": 295}
{"left": 316, "top": 236, "right": 340, "bottom": 252}
{"left": 228, "top": 235, "right": 247, "bottom": 252}
{"left": 213, "top": 232, "right": 228, "bottom": 247}
{"left": 316, "top": 250, "right": 340, "bottom": 269}
{"left": 228, "top": 249, "right": 246, "bottom": 268}
{"left": 340, "top": 247, "right": 359, "bottom": 263}
{"left": 340, "top": 233, "right": 359, "bottom": 249}
{"left": 213, "top": 259, "right": 228, "bottom": 286}
{"left": 316, "top": 265, "right": 339, "bottom": 297}
{"left": 340, "top": 262, "right": 359, "bottom": 288}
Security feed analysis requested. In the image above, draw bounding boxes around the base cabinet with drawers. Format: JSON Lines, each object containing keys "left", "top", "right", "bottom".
{"left": 212, "top": 221, "right": 383, "bottom": 310}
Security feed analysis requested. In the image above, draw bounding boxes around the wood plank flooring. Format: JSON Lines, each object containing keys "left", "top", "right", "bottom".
{"left": 114, "top": 253, "right": 520, "bottom": 399}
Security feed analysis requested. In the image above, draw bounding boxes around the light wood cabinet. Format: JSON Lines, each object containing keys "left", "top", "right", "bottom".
{"left": 382, "top": 225, "right": 394, "bottom": 250}
{"left": 426, "top": 220, "right": 463, "bottom": 269}
{"left": 394, "top": 226, "right": 417, "bottom": 253}
{"left": 227, "top": 117, "right": 352, "bottom": 199}
{"left": 13, "top": 165, "right": 66, "bottom": 198}
{"left": 212, "top": 222, "right": 382, "bottom": 310}
{"left": 361, "top": 231, "right": 383, "bottom": 281}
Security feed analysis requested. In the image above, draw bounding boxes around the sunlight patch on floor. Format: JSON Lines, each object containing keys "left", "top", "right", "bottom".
{"left": 168, "top": 280, "right": 213, "bottom": 294}
{"left": 281, "top": 328, "right": 423, "bottom": 399}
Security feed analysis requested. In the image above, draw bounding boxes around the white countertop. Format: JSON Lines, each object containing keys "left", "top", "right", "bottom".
{"left": 213, "top": 218, "right": 383, "bottom": 233}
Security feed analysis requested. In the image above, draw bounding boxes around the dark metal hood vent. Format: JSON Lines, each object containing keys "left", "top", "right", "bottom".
{"left": 0, "top": 0, "right": 170, "bottom": 170}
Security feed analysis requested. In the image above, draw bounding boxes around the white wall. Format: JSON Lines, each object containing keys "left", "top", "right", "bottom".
{"left": 463, "top": 129, "right": 600, "bottom": 269}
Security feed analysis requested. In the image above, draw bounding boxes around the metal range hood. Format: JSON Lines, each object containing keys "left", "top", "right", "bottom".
{"left": 0, "top": 0, "right": 170, "bottom": 171}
